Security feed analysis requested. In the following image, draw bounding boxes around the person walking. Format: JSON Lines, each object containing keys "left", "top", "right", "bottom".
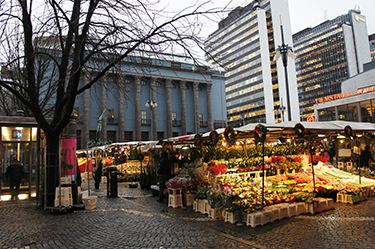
{"left": 360, "top": 145, "right": 375, "bottom": 168}
{"left": 156, "top": 151, "right": 171, "bottom": 202}
{"left": 6, "top": 158, "right": 25, "bottom": 200}
{"left": 327, "top": 142, "right": 336, "bottom": 165}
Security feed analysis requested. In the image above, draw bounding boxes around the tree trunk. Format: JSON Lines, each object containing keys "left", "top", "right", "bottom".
{"left": 44, "top": 134, "right": 60, "bottom": 207}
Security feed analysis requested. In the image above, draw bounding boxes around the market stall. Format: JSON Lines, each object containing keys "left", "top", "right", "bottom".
{"left": 162, "top": 121, "right": 375, "bottom": 227}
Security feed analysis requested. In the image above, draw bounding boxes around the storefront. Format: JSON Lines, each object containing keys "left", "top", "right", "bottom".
{"left": 314, "top": 64, "right": 375, "bottom": 122}
{"left": 0, "top": 116, "right": 42, "bottom": 200}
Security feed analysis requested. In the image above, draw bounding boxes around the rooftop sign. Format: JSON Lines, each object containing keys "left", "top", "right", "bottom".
{"left": 315, "top": 85, "right": 375, "bottom": 104}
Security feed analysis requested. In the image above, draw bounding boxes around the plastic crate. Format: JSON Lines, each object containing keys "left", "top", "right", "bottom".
{"left": 224, "top": 211, "right": 237, "bottom": 224}
{"left": 168, "top": 189, "right": 183, "bottom": 208}
{"left": 208, "top": 207, "right": 224, "bottom": 220}
{"left": 82, "top": 196, "right": 98, "bottom": 210}
{"left": 60, "top": 177, "right": 71, "bottom": 184}
{"left": 54, "top": 198, "right": 72, "bottom": 207}
{"left": 246, "top": 212, "right": 263, "bottom": 227}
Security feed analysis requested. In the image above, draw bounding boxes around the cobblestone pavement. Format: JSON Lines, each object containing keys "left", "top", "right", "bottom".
{"left": 0, "top": 182, "right": 374, "bottom": 249}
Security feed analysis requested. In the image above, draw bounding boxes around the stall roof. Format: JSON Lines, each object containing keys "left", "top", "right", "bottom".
{"left": 238, "top": 121, "right": 375, "bottom": 133}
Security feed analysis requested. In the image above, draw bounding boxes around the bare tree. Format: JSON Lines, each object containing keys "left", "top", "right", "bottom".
{"left": 0, "top": 0, "right": 227, "bottom": 206}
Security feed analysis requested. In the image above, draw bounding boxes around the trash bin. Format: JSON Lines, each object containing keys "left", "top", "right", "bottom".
{"left": 106, "top": 166, "right": 123, "bottom": 198}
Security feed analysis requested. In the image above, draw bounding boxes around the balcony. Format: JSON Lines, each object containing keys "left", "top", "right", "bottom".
{"left": 141, "top": 119, "right": 151, "bottom": 126}
{"left": 172, "top": 119, "right": 181, "bottom": 127}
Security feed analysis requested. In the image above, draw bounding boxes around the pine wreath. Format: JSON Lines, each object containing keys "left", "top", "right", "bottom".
{"left": 224, "top": 126, "right": 236, "bottom": 143}
{"left": 194, "top": 133, "right": 203, "bottom": 146}
{"left": 209, "top": 130, "right": 219, "bottom": 146}
{"left": 137, "top": 153, "right": 144, "bottom": 161}
{"left": 344, "top": 125, "right": 353, "bottom": 138}
{"left": 254, "top": 124, "right": 267, "bottom": 143}
{"left": 294, "top": 123, "right": 306, "bottom": 137}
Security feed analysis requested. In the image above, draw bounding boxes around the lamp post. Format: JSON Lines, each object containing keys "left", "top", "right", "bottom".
{"left": 273, "top": 23, "right": 296, "bottom": 122}
{"left": 145, "top": 100, "right": 157, "bottom": 140}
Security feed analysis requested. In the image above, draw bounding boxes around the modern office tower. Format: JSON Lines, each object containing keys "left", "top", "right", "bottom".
{"left": 205, "top": 0, "right": 299, "bottom": 126}
{"left": 370, "top": 34, "right": 375, "bottom": 61}
{"left": 293, "top": 9, "right": 371, "bottom": 121}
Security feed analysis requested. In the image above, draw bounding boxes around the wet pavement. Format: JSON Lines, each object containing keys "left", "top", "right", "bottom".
{"left": 0, "top": 182, "right": 374, "bottom": 249}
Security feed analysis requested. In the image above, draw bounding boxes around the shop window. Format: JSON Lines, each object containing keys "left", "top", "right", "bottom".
{"left": 347, "top": 103, "right": 357, "bottom": 122}
{"left": 124, "top": 131, "right": 133, "bottom": 142}
{"left": 360, "top": 100, "right": 372, "bottom": 123}
{"left": 141, "top": 131, "right": 149, "bottom": 141}
{"left": 157, "top": 132, "right": 164, "bottom": 140}
{"left": 107, "top": 131, "right": 116, "bottom": 143}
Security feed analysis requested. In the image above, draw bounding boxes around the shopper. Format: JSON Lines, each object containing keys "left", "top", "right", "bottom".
{"left": 6, "top": 158, "right": 25, "bottom": 200}
{"left": 327, "top": 142, "right": 336, "bottom": 164}
{"left": 360, "top": 145, "right": 375, "bottom": 168}
{"left": 157, "top": 151, "right": 171, "bottom": 202}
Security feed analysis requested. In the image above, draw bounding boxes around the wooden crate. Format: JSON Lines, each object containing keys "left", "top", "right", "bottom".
{"left": 82, "top": 196, "right": 98, "bottom": 210}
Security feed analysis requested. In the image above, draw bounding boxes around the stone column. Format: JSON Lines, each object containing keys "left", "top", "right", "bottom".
{"left": 83, "top": 74, "right": 90, "bottom": 147}
{"left": 193, "top": 82, "right": 200, "bottom": 133}
{"left": 180, "top": 81, "right": 187, "bottom": 135}
{"left": 118, "top": 75, "right": 125, "bottom": 142}
{"left": 151, "top": 78, "right": 158, "bottom": 140}
{"left": 166, "top": 79, "right": 172, "bottom": 138}
{"left": 101, "top": 74, "right": 108, "bottom": 142}
{"left": 206, "top": 83, "right": 213, "bottom": 131}
{"left": 135, "top": 76, "right": 141, "bottom": 141}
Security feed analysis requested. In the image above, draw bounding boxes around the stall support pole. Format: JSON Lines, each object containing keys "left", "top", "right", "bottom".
{"left": 310, "top": 142, "right": 316, "bottom": 192}
{"left": 358, "top": 155, "right": 361, "bottom": 184}
{"left": 86, "top": 143, "right": 90, "bottom": 196}
{"left": 261, "top": 142, "right": 265, "bottom": 208}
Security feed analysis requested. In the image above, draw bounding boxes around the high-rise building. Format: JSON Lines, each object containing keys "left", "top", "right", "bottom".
{"left": 293, "top": 10, "right": 371, "bottom": 121}
{"left": 205, "top": 0, "right": 299, "bottom": 126}
{"left": 369, "top": 33, "right": 375, "bottom": 61}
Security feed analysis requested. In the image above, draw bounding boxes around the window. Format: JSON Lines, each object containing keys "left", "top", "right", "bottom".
{"left": 124, "top": 131, "right": 133, "bottom": 142}
{"left": 186, "top": 85, "right": 189, "bottom": 90}
{"left": 73, "top": 107, "right": 79, "bottom": 118}
{"left": 198, "top": 86, "right": 203, "bottom": 91}
{"left": 141, "top": 110, "right": 148, "bottom": 124}
{"left": 125, "top": 78, "right": 131, "bottom": 84}
{"left": 141, "top": 131, "right": 149, "bottom": 141}
{"left": 141, "top": 80, "right": 147, "bottom": 86}
{"left": 157, "top": 132, "right": 164, "bottom": 140}
{"left": 171, "top": 83, "right": 176, "bottom": 89}
{"left": 89, "top": 130, "right": 97, "bottom": 141}
{"left": 172, "top": 112, "right": 177, "bottom": 125}
{"left": 156, "top": 82, "right": 162, "bottom": 87}
{"left": 199, "top": 113, "right": 203, "bottom": 126}
{"left": 107, "top": 131, "right": 116, "bottom": 143}
{"left": 172, "top": 132, "right": 179, "bottom": 137}
{"left": 108, "top": 109, "right": 115, "bottom": 123}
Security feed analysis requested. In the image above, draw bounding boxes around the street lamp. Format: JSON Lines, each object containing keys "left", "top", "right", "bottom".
{"left": 145, "top": 100, "right": 157, "bottom": 140}
{"left": 273, "top": 22, "right": 296, "bottom": 122}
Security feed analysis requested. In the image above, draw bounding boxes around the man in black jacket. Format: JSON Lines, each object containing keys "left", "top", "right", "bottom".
{"left": 157, "top": 151, "right": 171, "bottom": 202}
{"left": 6, "top": 158, "right": 25, "bottom": 200}
{"left": 360, "top": 145, "right": 375, "bottom": 168}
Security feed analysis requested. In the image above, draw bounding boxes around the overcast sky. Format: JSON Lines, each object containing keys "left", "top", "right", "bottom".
{"left": 168, "top": 0, "right": 375, "bottom": 38}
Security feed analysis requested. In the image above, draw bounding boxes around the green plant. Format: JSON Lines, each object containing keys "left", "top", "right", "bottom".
{"left": 207, "top": 188, "right": 225, "bottom": 209}
{"left": 129, "top": 148, "right": 139, "bottom": 160}
{"left": 61, "top": 160, "right": 73, "bottom": 169}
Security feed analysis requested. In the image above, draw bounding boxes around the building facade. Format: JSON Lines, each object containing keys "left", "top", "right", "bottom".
{"left": 205, "top": 0, "right": 299, "bottom": 126}
{"left": 293, "top": 9, "right": 371, "bottom": 121}
{"left": 369, "top": 33, "right": 375, "bottom": 62}
{"left": 74, "top": 55, "right": 227, "bottom": 149}
{"left": 314, "top": 61, "right": 375, "bottom": 122}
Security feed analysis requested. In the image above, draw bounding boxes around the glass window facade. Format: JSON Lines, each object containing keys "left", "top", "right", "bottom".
{"left": 205, "top": 0, "right": 278, "bottom": 125}
{"left": 318, "top": 99, "right": 375, "bottom": 123}
{"left": 293, "top": 11, "right": 363, "bottom": 121}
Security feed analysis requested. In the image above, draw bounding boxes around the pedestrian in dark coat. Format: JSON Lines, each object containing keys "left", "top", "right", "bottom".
{"left": 6, "top": 158, "right": 25, "bottom": 200}
{"left": 360, "top": 145, "right": 375, "bottom": 168}
{"left": 157, "top": 151, "right": 171, "bottom": 202}
{"left": 327, "top": 142, "right": 336, "bottom": 164}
